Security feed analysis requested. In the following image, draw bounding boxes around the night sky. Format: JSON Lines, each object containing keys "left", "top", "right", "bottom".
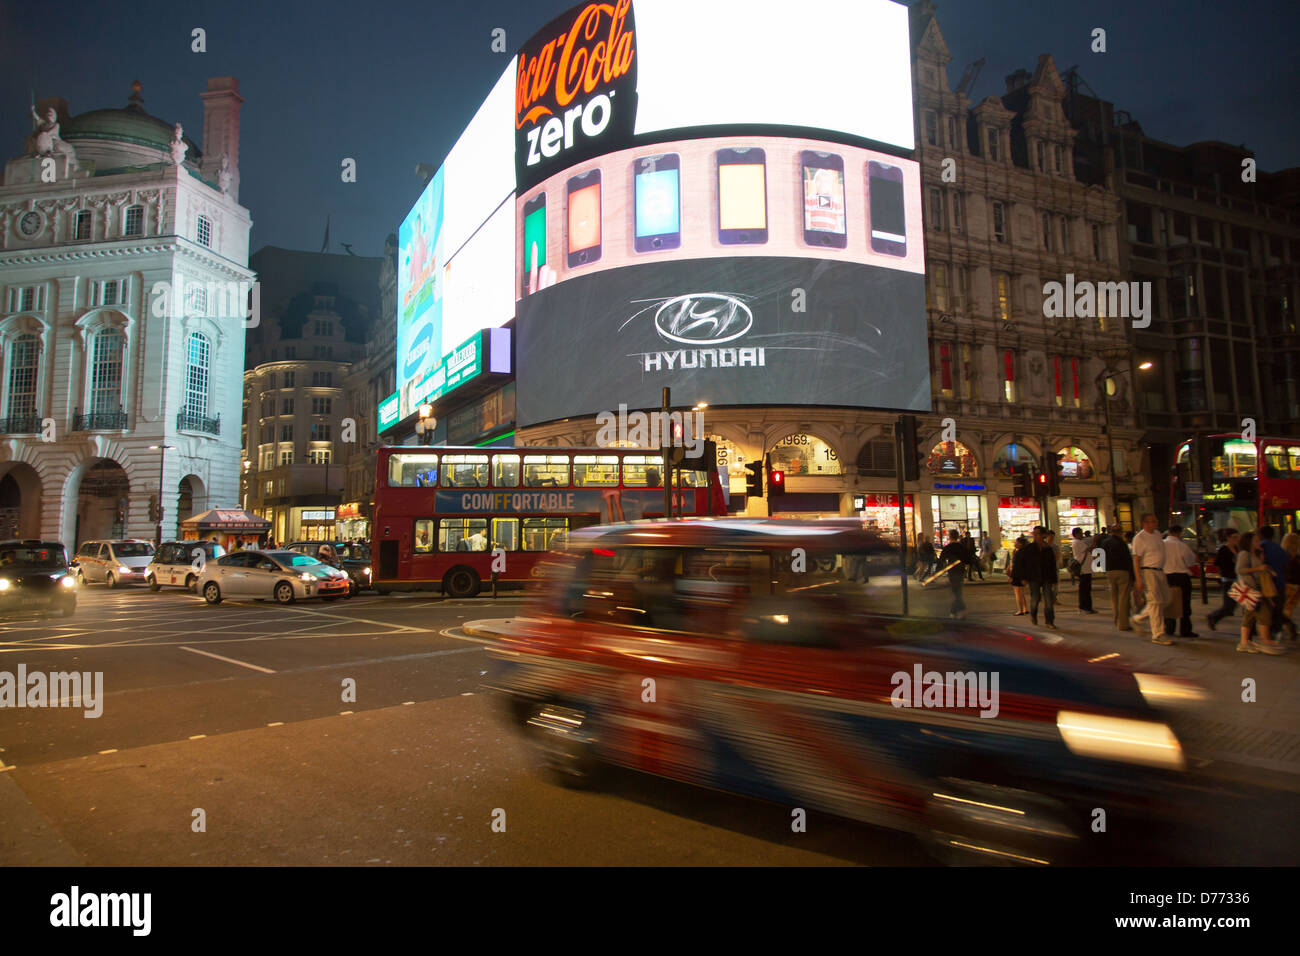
{"left": 3, "top": 0, "right": 1295, "bottom": 258}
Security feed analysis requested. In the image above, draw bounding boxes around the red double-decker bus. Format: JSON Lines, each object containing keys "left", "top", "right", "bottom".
{"left": 1170, "top": 434, "right": 1300, "bottom": 544}
{"left": 371, "top": 445, "right": 726, "bottom": 596}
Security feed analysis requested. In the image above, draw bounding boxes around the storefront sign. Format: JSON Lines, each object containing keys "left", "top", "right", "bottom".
{"left": 934, "top": 482, "right": 984, "bottom": 491}
{"left": 378, "top": 392, "right": 401, "bottom": 433}
{"left": 301, "top": 510, "right": 336, "bottom": 521}
{"left": 337, "top": 503, "right": 362, "bottom": 520}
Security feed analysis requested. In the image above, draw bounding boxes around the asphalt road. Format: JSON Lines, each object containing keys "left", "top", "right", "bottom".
{"left": 0, "top": 580, "right": 1295, "bottom": 865}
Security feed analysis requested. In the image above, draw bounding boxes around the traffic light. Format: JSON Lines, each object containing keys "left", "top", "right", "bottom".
{"left": 897, "top": 414, "right": 920, "bottom": 482}
{"left": 1043, "top": 451, "right": 1061, "bottom": 497}
{"left": 1011, "top": 464, "right": 1030, "bottom": 497}
{"left": 765, "top": 455, "right": 784, "bottom": 496}
{"left": 1034, "top": 468, "right": 1049, "bottom": 499}
{"left": 744, "top": 460, "right": 763, "bottom": 497}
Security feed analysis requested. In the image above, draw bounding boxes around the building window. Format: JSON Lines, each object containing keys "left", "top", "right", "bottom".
{"left": 1070, "top": 356, "right": 1081, "bottom": 407}
{"left": 932, "top": 263, "right": 949, "bottom": 311}
{"left": 281, "top": 424, "right": 293, "bottom": 441}
{"left": 992, "top": 202, "right": 1006, "bottom": 243}
{"left": 928, "top": 188, "right": 944, "bottom": 230}
{"left": 283, "top": 371, "right": 295, "bottom": 388}
{"left": 281, "top": 398, "right": 294, "bottom": 415}
{"left": 1053, "top": 355, "right": 1063, "bottom": 406}
{"left": 184, "top": 332, "right": 210, "bottom": 418}
{"left": 101, "top": 280, "right": 120, "bottom": 306}
{"left": 955, "top": 265, "right": 969, "bottom": 311}
{"left": 996, "top": 273, "right": 1012, "bottom": 321}
{"left": 6, "top": 334, "right": 39, "bottom": 417}
{"left": 1003, "top": 349, "right": 1017, "bottom": 402}
{"left": 1036, "top": 141, "right": 1046, "bottom": 172}
{"left": 284, "top": 346, "right": 296, "bottom": 359}
{"left": 74, "top": 210, "right": 92, "bottom": 241}
{"left": 1092, "top": 223, "right": 1103, "bottom": 261}
{"left": 1042, "top": 212, "right": 1053, "bottom": 251}
{"left": 950, "top": 191, "right": 964, "bottom": 233}
{"left": 279, "top": 450, "right": 294, "bottom": 466}
{"left": 856, "top": 439, "right": 897, "bottom": 477}
{"left": 311, "top": 371, "right": 333, "bottom": 387}
{"left": 947, "top": 115, "right": 958, "bottom": 149}
{"left": 924, "top": 111, "right": 938, "bottom": 146}
{"left": 938, "top": 342, "right": 954, "bottom": 397}
{"left": 11, "top": 286, "right": 44, "bottom": 312}
{"left": 314, "top": 320, "right": 334, "bottom": 336}
{"left": 311, "top": 423, "right": 331, "bottom": 441}
{"left": 196, "top": 216, "right": 212, "bottom": 248}
{"left": 960, "top": 343, "right": 975, "bottom": 400}
{"left": 123, "top": 205, "right": 144, "bottom": 237}
{"left": 1059, "top": 216, "right": 1071, "bottom": 255}
{"left": 986, "top": 128, "right": 1000, "bottom": 162}
{"left": 308, "top": 449, "right": 331, "bottom": 465}
{"left": 90, "top": 328, "right": 124, "bottom": 414}
{"left": 1054, "top": 145, "right": 1064, "bottom": 173}
{"left": 311, "top": 396, "right": 332, "bottom": 415}
{"left": 188, "top": 284, "right": 207, "bottom": 317}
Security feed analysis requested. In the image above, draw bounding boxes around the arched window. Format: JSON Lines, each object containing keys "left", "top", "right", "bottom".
{"left": 1056, "top": 446, "right": 1095, "bottom": 480}
{"left": 992, "top": 443, "right": 1036, "bottom": 476}
{"left": 185, "top": 332, "right": 211, "bottom": 418}
{"left": 770, "top": 432, "right": 841, "bottom": 476}
{"left": 6, "top": 334, "right": 39, "bottom": 418}
{"left": 90, "top": 328, "right": 124, "bottom": 414}
{"left": 927, "top": 440, "right": 978, "bottom": 477}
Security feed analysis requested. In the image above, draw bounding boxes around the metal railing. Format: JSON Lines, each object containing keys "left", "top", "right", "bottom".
{"left": 72, "top": 407, "right": 128, "bottom": 431}
{"left": 177, "top": 409, "right": 220, "bottom": 435}
{"left": 0, "top": 414, "right": 42, "bottom": 434}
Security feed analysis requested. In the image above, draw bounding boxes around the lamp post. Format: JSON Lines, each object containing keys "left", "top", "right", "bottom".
{"left": 241, "top": 459, "right": 251, "bottom": 511}
{"left": 147, "top": 443, "right": 177, "bottom": 546}
{"left": 1096, "top": 361, "right": 1153, "bottom": 529}
{"left": 414, "top": 403, "right": 436, "bottom": 446}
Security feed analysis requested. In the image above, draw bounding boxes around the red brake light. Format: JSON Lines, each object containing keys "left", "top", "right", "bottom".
{"left": 592, "top": 547, "right": 615, "bottom": 557}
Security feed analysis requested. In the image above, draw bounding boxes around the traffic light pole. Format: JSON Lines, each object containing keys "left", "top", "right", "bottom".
{"left": 662, "top": 387, "right": 672, "bottom": 521}
{"left": 895, "top": 420, "right": 909, "bottom": 616}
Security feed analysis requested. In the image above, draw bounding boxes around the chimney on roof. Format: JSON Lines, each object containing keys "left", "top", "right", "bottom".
{"left": 199, "top": 76, "right": 243, "bottom": 202}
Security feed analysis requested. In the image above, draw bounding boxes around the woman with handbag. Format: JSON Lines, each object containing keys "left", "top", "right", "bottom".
{"left": 1234, "top": 532, "right": 1285, "bottom": 654}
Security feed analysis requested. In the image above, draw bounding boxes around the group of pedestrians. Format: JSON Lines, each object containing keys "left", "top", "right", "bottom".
{"left": 1205, "top": 525, "right": 1299, "bottom": 653}
{"left": 1005, "top": 527, "right": 1062, "bottom": 628}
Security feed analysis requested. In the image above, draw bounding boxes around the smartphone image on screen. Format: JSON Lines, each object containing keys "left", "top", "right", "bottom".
{"left": 716, "top": 147, "right": 767, "bottom": 245}
{"left": 634, "top": 153, "right": 681, "bottom": 252}
{"left": 566, "top": 169, "right": 602, "bottom": 267}
{"left": 522, "top": 192, "right": 546, "bottom": 296}
{"left": 800, "top": 150, "right": 847, "bottom": 249}
{"left": 868, "top": 160, "right": 907, "bottom": 257}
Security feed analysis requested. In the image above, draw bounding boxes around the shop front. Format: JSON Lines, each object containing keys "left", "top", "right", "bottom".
{"left": 180, "top": 509, "right": 272, "bottom": 552}
{"left": 853, "top": 493, "right": 917, "bottom": 549}
{"left": 295, "top": 508, "right": 337, "bottom": 542}
{"left": 335, "top": 502, "right": 370, "bottom": 542}
{"left": 930, "top": 490, "right": 986, "bottom": 546}
{"left": 997, "top": 496, "right": 1042, "bottom": 550}
{"left": 1055, "top": 497, "right": 1100, "bottom": 535}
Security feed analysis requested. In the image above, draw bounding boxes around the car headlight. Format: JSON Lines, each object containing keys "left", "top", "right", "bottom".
{"left": 300, "top": 573, "right": 314, "bottom": 581}
{"left": 118, "top": 565, "right": 130, "bottom": 574}
{"left": 1056, "top": 710, "right": 1185, "bottom": 770}
{"left": 60, "top": 576, "right": 77, "bottom": 589}
{"left": 1134, "top": 672, "right": 1207, "bottom": 708}
{"left": 0, "top": 578, "right": 10, "bottom": 591}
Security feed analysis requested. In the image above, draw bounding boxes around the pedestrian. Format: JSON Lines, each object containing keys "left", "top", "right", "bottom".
{"left": 918, "top": 538, "right": 937, "bottom": 580}
{"left": 1206, "top": 528, "right": 1240, "bottom": 631}
{"left": 1009, "top": 536, "right": 1030, "bottom": 615}
{"left": 1099, "top": 525, "right": 1133, "bottom": 631}
{"left": 1256, "top": 526, "right": 1290, "bottom": 641}
{"left": 1233, "top": 532, "right": 1284, "bottom": 654}
{"left": 1123, "top": 530, "right": 1135, "bottom": 545}
{"left": 1281, "top": 532, "right": 1300, "bottom": 641}
{"left": 1130, "top": 513, "right": 1175, "bottom": 645}
{"left": 1024, "top": 527, "right": 1060, "bottom": 629}
{"left": 938, "top": 529, "right": 968, "bottom": 618}
{"left": 1162, "top": 524, "right": 1198, "bottom": 638}
{"left": 980, "top": 533, "right": 994, "bottom": 574}
{"left": 1071, "top": 527, "right": 1098, "bottom": 614}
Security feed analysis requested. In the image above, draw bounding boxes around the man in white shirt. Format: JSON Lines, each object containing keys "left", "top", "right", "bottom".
{"left": 1162, "top": 524, "right": 1198, "bottom": 638}
{"left": 1070, "top": 528, "right": 1097, "bottom": 614}
{"left": 1131, "top": 513, "right": 1175, "bottom": 645}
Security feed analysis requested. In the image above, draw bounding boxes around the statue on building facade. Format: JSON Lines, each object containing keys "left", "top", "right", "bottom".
{"left": 217, "top": 153, "right": 232, "bottom": 193}
{"left": 27, "top": 105, "right": 76, "bottom": 160}
{"left": 170, "top": 123, "right": 187, "bottom": 165}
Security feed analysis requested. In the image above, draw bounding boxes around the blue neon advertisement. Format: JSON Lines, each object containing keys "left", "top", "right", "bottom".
{"left": 397, "top": 167, "right": 445, "bottom": 421}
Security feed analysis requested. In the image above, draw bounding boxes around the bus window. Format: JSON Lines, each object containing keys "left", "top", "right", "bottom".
{"left": 1264, "top": 445, "right": 1290, "bottom": 478}
{"left": 676, "top": 468, "right": 708, "bottom": 487}
{"left": 493, "top": 454, "right": 521, "bottom": 487}
{"left": 622, "top": 455, "right": 664, "bottom": 487}
{"left": 1291, "top": 447, "right": 1300, "bottom": 476}
{"left": 492, "top": 518, "right": 520, "bottom": 551}
{"left": 388, "top": 453, "right": 438, "bottom": 487}
{"left": 1213, "top": 440, "right": 1256, "bottom": 480}
{"left": 440, "top": 517, "right": 487, "bottom": 552}
{"left": 414, "top": 519, "right": 435, "bottom": 553}
{"left": 523, "top": 517, "right": 568, "bottom": 551}
{"left": 442, "top": 455, "right": 490, "bottom": 488}
{"left": 573, "top": 455, "right": 619, "bottom": 486}
{"left": 523, "top": 455, "right": 569, "bottom": 487}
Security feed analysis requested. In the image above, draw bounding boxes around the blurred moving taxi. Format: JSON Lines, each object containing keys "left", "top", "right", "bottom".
{"left": 487, "top": 519, "right": 1208, "bottom": 865}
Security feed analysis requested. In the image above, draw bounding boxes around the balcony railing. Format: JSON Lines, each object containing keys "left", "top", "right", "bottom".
{"left": 72, "top": 407, "right": 128, "bottom": 431}
{"left": 177, "top": 409, "right": 221, "bottom": 435}
{"left": 0, "top": 414, "right": 42, "bottom": 434}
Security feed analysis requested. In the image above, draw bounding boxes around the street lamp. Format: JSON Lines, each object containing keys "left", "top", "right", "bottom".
{"left": 147, "top": 444, "right": 177, "bottom": 546}
{"left": 1096, "top": 362, "right": 1154, "bottom": 529}
{"left": 414, "top": 402, "right": 436, "bottom": 446}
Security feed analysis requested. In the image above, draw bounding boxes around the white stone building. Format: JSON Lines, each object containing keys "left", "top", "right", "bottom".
{"left": 0, "top": 78, "right": 252, "bottom": 548}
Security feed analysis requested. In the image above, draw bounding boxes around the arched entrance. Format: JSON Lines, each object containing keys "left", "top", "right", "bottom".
{"left": 75, "top": 459, "right": 131, "bottom": 545}
{"left": 0, "top": 463, "right": 44, "bottom": 539}
{"left": 177, "top": 474, "right": 207, "bottom": 523}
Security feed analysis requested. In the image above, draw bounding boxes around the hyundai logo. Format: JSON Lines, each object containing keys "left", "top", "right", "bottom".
{"left": 653, "top": 293, "right": 752, "bottom": 346}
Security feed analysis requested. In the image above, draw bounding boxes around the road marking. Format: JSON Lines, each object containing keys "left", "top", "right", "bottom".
{"left": 189, "top": 734, "right": 207, "bottom": 740}
{"left": 437, "top": 627, "right": 497, "bottom": 646}
{"left": 402, "top": 701, "right": 414, "bottom": 706}
{"left": 340, "top": 710, "right": 354, "bottom": 715}
{"left": 98, "top": 749, "right": 117, "bottom": 755}
{"left": 180, "top": 645, "right": 277, "bottom": 674}
{"left": 267, "top": 722, "right": 284, "bottom": 727}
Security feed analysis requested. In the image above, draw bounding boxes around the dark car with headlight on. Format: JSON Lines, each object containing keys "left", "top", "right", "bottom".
{"left": 0, "top": 540, "right": 77, "bottom": 618}
{"left": 486, "top": 519, "right": 1217, "bottom": 865}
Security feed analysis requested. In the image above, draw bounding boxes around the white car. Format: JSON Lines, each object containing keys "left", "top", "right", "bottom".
{"left": 146, "top": 540, "right": 227, "bottom": 592}
{"left": 197, "top": 550, "right": 351, "bottom": 605}
{"left": 73, "top": 539, "right": 156, "bottom": 588}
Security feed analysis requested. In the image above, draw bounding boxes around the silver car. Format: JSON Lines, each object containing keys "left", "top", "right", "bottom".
{"left": 73, "top": 539, "right": 156, "bottom": 587}
{"left": 197, "top": 550, "right": 351, "bottom": 605}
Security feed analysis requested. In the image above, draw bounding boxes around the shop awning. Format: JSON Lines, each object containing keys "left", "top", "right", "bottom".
{"left": 180, "top": 508, "right": 272, "bottom": 533}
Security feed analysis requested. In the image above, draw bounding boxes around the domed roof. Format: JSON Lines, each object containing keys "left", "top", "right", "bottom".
{"left": 60, "top": 81, "right": 201, "bottom": 157}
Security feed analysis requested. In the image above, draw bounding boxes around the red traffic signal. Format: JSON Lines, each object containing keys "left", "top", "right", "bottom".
{"left": 770, "top": 469, "right": 784, "bottom": 487}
